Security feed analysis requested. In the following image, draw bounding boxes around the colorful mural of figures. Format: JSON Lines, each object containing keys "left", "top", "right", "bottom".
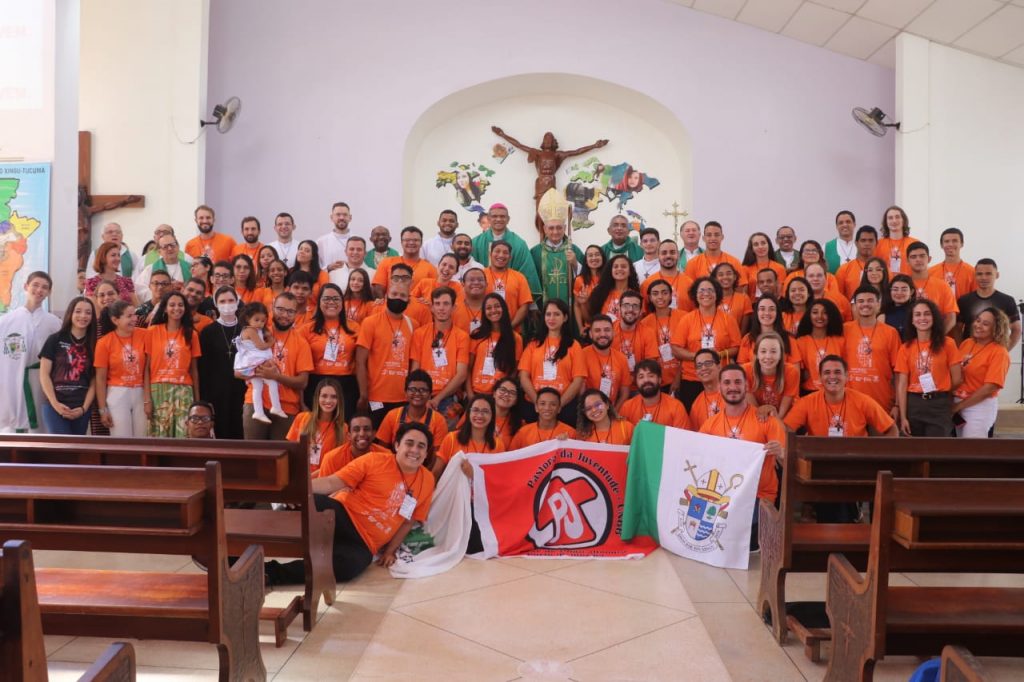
{"left": 491, "top": 143, "right": 515, "bottom": 164}
{"left": 565, "top": 157, "right": 660, "bottom": 230}
{"left": 435, "top": 162, "right": 496, "bottom": 215}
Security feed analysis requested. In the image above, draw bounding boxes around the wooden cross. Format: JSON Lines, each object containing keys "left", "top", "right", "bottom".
{"left": 661, "top": 201, "right": 689, "bottom": 242}
{"left": 77, "top": 131, "right": 145, "bottom": 269}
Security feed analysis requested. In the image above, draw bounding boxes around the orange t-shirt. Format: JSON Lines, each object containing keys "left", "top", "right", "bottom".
{"left": 367, "top": 298, "right": 432, "bottom": 328}
{"left": 372, "top": 256, "right": 438, "bottom": 288}
{"left": 334, "top": 451, "right": 435, "bottom": 554}
{"left": 517, "top": 338, "right": 586, "bottom": 398}
{"left": 485, "top": 268, "right": 533, "bottom": 322}
{"left": 573, "top": 275, "right": 598, "bottom": 303}
{"left": 684, "top": 251, "right": 746, "bottom": 286}
{"left": 317, "top": 442, "right": 392, "bottom": 479}
{"left": 243, "top": 326, "right": 313, "bottom": 414}
{"left": 820, "top": 290, "right": 853, "bottom": 321}
{"left": 742, "top": 362, "right": 799, "bottom": 408}
{"left": 376, "top": 406, "right": 449, "bottom": 454}
{"left": 192, "top": 313, "right": 214, "bottom": 333}
{"left": 718, "top": 291, "right": 752, "bottom": 328}
{"left": 144, "top": 325, "right": 201, "bottom": 385}
{"left": 782, "top": 310, "right": 805, "bottom": 336}
{"left": 895, "top": 337, "right": 963, "bottom": 393}
{"left": 235, "top": 287, "right": 259, "bottom": 305}
{"left": 286, "top": 412, "right": 344, "bottom": 471}
{"left": 640, "top": 270, "right": 696, "bottom": 312}
{"left": 508, "top": 421, "right": 576, "bottom": 450}
{"left": 355, "top": 312, "right": 418, "bottom": 404}
{"left": 783, "top": 388, "right": 896, "bottom": 437}
{"left": 468, "top": 331, "right": 523, "bottom": 394}
{"left": 580, "top": 345, "right": 631, "bottom": 401}
{"left": 255, "top": 286, "right": 285, "bottom": 310}
{"left": 744, "top": 261, "right": 786, "bottom": 297}
{"left": 669, "top": 309, "right": 742, "bottom": 381}
{"left": 94, "top": 329, "right": 147, "bottom": 388}
{"left": 835, "top": 259, "right": 870, "bottom": 300}
{"left": 875, "top": 237, "right": 912, "bottom": 275}
{"left": 688, "top": 389, "right": 722, "bottom": 431}
{"left": 436, "top": 432, "right": 505, "bottom": 463}
{"left": 231, "top": 241, "right": 263, "bottom": 262}
{"left": 301, "top": 319, "right": 360, "bottom": 376}
{"left": 639, "top": 309, "right": 686, "bottom": 386}
{"left": 612, "top": 321, "right": 658, "bottom": 378}
{"left": 452, "top": 299, "right": 484, "bottom": 336}
{"left": 928, "top": 261, "right": 976, "bottom": 299}
{"left": 700, "top": 406, "right": 785, "bottom": 499}
{"left": 911, "top": 275, "right": 959, "bottom": 317}
{"left": 618, "top": 393, "right": 691, "bottom": 429}
{"left": 185, "top": 232, "right": 237, "bottom": 262}
{"left": 736, "top": 333, "right": 799, "bottom": 365}
{"left": 578, "top": 419, "right": 634, "bottom": 445}
{"left": 794, "top": 335, "right": 847, "bottom": 391}
{"left": 842, "top": 321, "right": 901, "bottom": 409}
{"left": 955, "top": 339, "right": 1010, "bottom": 399}
{"left": 344, "top": 298, "right": 372, "bottom": 324}
{"left": 410, "top": 324, "right": 471, "bottom": 396}
{"left": 411, "top": 277, "right": 464, "bottom": 303}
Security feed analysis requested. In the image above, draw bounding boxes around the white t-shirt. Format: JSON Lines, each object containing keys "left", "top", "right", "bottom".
{"left": 267, "top": 240, "right": 298, "bottom": 268}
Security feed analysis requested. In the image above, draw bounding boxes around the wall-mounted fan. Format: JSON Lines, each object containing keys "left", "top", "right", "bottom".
{"left": 852, "top": 107, "right": 900, "bottom": 137}
{"left": 200, "top": 97, "right": 241, "bottom": 133}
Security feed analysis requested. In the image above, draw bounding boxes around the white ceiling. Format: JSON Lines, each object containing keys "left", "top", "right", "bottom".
{"left": 668, "top": 0, "right": 1024, "bottom": 69}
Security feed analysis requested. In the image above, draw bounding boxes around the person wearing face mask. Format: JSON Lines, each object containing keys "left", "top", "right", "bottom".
{"left": 355, "top": 267, "right": 422, "bottom": 427}
{"left": 198, "top": 286, "right": 246, "bottom": 439}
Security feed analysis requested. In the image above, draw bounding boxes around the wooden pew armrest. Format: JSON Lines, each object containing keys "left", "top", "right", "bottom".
{"left": 226, "top": 543, "right": 265, "bottom": 587}
{"left": 827, "top": 552, "right": 868, "bottom": 594}
{"left": 78, "top": 641, "right": 135, "bottom": 682}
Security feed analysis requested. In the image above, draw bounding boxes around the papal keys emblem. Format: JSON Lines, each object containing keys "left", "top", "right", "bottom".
{"left": 672, "top": 463, "right": 744, "bottom": 553}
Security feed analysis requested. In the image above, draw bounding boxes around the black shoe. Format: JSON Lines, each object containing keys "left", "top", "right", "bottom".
{"left": 264, "top": 560, "right": 285, "bottom": 589}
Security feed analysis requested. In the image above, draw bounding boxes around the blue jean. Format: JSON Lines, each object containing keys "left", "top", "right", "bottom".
{"left": 41, "top": 402, "right": 91, "bottom": 435}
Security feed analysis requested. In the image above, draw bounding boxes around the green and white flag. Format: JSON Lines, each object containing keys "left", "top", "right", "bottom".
{"left": 622, "top": 422, "right": 767, "bottom": 570}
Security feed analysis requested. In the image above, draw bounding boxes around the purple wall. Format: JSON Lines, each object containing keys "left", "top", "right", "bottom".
{"left": 206, "top": 0, "right": 895, "bottom": 244}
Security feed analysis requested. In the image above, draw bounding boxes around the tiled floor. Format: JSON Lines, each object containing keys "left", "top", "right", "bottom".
{"left": 39, "top": 548, "right": 1024, "bottom": 681}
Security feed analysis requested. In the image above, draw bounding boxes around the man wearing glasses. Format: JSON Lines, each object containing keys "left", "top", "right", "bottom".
{"left": 371, "top": 226, "right": 438, "bottom": 298}
{"left": 133, "top": 234, "right": 191, "bottom": 302}
{"left": 185, "top": 401, "right": 216, "bottom": 439}
{"left": 373, "top": 370, "right": 448, "bottom": 455}
{"left": 239, "top": 292, "right": 313, "bottom": 440}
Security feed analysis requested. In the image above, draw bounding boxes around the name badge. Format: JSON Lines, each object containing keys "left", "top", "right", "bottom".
{"left": 324, "top": 339, "right": 339, "bottom": 362}
{"left": 919, "top": 372, "right": 938, "bottom": 394}
{"left": 398, "top": 492, "right": 417, "bottom": 520}
{"left": 481, "top": 355, "right": 496, "bottom": 376}
{"left": 599, "top": 377, "right": 613, "bottom": 398}
{"left": 309, "top": 443, "right": 322, "bottom": 465}
{"left": 659, "top": 343, "right": 673, "bottom": 362}
{"left": 369, "top": 400, "right": 384, "bottom": 411}
{"left": 432, "top": 346, "right": 448, "bottom": 368}
{"left": 543, "top": 360, "right": 558, "bottom": 381}
{"left": 671, "top": 293, "right": 678, "bottom": 309}
{"left": 701, "top": 334, "right": 716, "bottom": 350}
{"left": 470, "top": 318, "right": 481, "bottom": 333}
{"left": 626, "top": 353, "right": 635, "bottom": 371}
{"left": 827, "top": 426, "right": 843, "bottom": 438}
{"left": 642, "top": 413, "right": 654, "bottom": 422}
{"left": 889, "top": 256, "right": 901, "bottom": 272}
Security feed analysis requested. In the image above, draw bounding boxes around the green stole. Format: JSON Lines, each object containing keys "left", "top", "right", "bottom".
{"left": 535, "top": 241, "right": 574, "bottom": 305}
{"left": 153, "top": 256, "right": 192, "bottom": 282}
{"left": 120, "top": 247, "right": 134, "bottom": 277}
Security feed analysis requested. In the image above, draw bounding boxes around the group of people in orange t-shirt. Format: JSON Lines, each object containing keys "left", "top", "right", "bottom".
{"left": 26, "top": 200, "right": 1013, "bottom": 579}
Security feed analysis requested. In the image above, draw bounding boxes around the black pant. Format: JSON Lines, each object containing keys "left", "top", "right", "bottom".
{"left": 675, "top": 380, "right": 704, "bottom": 412}
{"left": 275, "top": 494, "right": 373, "bottom": 583}
{"left": 907, "top": 393, "right": 953, "bottom": 437}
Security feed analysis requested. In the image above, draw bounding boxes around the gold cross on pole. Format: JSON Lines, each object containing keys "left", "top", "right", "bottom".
{"left": 662, "top": 201, "right": 689, "bottom": 241}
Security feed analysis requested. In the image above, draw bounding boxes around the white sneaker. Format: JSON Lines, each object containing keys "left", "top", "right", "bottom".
{"left": 253, "top": 412, "right": 272, "bottom": 424}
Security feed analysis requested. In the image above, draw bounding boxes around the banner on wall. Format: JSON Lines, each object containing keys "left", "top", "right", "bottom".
{"left": 622, "top": 422, "right": 766, "bottom": 570}
{"left": 0, "top": 163, "right": 50, "bottom": 315}
{"left": 472, "top": 439, "right": 657, "bottom": 559}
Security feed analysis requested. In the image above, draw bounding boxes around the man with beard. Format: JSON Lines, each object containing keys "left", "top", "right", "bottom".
{"left": 316, "top": 412, "right": 391, "bottom": 477}
{"left": 641, "top": 240, "right": 694, "bottom": 311}
{"left": 688, "top": 348, "right": 722, "bottom": 430}
{"left": 239, "top": 291, "right": 313, "bottom": 440}
{"left": 182, "top": 278, "right": 214, "bottom": 332}
{"left": 611, "top": 290, "right": 657, "bottom": 374}
{"left": 422, "top": 209, "right": 459, "bottom": 266}
{"left": 679, "top": 220, "right": 703, "bottom": 269}
{"left": 619, "top": 359, "right": 690, "bottom": 428}
{"left": 372, "top": 226, "right": 438, "bottom": 296}
{"left": 185, "top": 204, "right": 236, "bottom": 262}
{"left": 451, "top": 233, "right": 483, "bottom": 282}
{"left": 355, "top": 265, "right": 421, "bottom": 427}
{"left": 580, "top": 315, "right": 630, "bottom": 409}
{"left": 319, "top": 201, "right": 356, "bottom": 280}
{"left": 231, "top": 216, "right": 263, "bottom": 263}
{"left": 365, "top": 225, "right": 398, "bottom": 270}
{"left": 699, "top": 364, "right": 785, "bottom": 551}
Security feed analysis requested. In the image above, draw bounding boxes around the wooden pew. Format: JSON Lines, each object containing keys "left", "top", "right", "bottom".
{"left": 758, "top": 434, "right": 1024, "bottom": 659}
{"left": 825, "top": 472, "right": 1024, "bottom": 681}
{"left": 941, "top": 646, "right": 988, "bottom": 682}
{"left": 0, "top": 462, "right": 266, "bottom": 682}
{"left": 0, "top": 435, "right": 335, "bottom": 645}
{"left": 2, "top": 539, "right": 136, "bottom": 682}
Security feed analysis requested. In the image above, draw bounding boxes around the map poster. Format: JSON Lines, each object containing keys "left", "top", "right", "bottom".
{"left": 0, "top": 163, "right": 50, "bottom": 314}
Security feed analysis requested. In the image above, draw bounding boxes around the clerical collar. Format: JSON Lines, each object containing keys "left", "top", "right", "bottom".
{"left": 545, "top": 239, "right": 565, "bottom": 248}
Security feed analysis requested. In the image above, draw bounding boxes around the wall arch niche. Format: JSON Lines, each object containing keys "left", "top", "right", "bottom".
{"left": 403, "top": 73, "right": 693, "bottom": 250}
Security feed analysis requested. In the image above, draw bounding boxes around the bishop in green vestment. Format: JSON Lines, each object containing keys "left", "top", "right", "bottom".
{"left": 471, "top": 203, "right": 542, "bottom": 297}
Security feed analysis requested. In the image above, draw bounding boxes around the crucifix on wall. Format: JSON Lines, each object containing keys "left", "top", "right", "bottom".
{"left": 77, "top": 131, "right": 145, "bottom": 269}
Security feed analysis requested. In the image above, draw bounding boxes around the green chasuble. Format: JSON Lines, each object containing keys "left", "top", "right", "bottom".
{"left": 679, "top": 246, "right": 704, "bottom": 269}
{"left": 601, "top": 237, "right": 643, "bottom": 262}
{"left": 472, "top": 229, "right": 542, "bottom": 297}
{"left": 531, "top": 241, "right": 585, "bottom": 305}
{"left": 365, "top": 248, "right": 398, "bottom": 269}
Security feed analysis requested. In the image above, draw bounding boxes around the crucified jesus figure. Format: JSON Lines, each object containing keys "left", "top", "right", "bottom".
{"left": 491, "top": 126, "right": 608, "bottom": 235}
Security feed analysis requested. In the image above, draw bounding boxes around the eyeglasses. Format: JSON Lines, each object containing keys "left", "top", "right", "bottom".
{"left": 187, "top": 415, "right": 212, "bottom": 423}
{"left": 620, "top": 303, "right": 642, "bottom": 310}
{"left": 212, "top": 273, "right": 231, "bottom": 280}
{"left": 273, "top": 307, "right": 297, "bottom": 316}
{"left": 390, "top": 274, "right": 412, "bottom": 282}
{"left": 695, "top": 360, "right": 717, "bottom": 369}
{"left": 151, "top": 280, "right": 172, "bottom": 287}
{"left": 407, "top": 386, "right": 430, "bottom": 395}
{"left": 320, "top": 296, "right": 342, "bottom": 303}
{"left": 495, "top": 386, "right": 518, "bottom": 398}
